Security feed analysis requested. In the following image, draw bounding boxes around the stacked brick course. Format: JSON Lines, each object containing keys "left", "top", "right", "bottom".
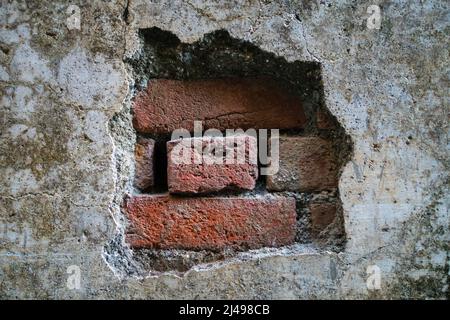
{"left": 125, "top": 195, "right": 296, "bottom": 250}
{"left": 127, "top": 77, "right": 339, "bottom": 252}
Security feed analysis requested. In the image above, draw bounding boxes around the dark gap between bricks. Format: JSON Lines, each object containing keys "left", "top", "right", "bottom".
{"left": 111, "top": 27, "right": 353, "bottom": 273}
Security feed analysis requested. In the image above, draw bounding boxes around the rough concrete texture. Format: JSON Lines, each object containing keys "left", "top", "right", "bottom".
{"left": 0, "top": 0, "right": 448, "bottom": 299}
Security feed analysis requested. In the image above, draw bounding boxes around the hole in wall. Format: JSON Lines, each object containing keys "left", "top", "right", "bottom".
{"left": 107, "top": 28, "right": 353, "bottom": 275}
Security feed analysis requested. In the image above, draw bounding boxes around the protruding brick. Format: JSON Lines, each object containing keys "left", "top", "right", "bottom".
{"left": 267, "top": 136, "right": 338, "bottom": 192}
{"left": 125, "top": 194, "right": 297, "bottom": 251}
{"left": 167, "top": 135, "right": 258, "bottom": 194}
{"left": 133, "top": 77, "right": 306, "bottom": 134}
{"left": 133, "top": 137, "right": 155, "bottom": 191}
{"left": 309, "top": 202, "right": 337, "bottom": 232}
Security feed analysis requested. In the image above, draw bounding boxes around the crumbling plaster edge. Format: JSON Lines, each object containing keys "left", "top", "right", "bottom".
{"left": 102, "top": 24, "right": 358, "bottom": 280}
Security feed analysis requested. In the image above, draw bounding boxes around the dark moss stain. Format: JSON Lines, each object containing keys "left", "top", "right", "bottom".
{"left": 0, "top": 98, "right": 72, "bottom": 180}
{"left": 26, "top": 1, "right": 126, "bottom": 60}
{"left": 1, "top": 193, "right": 75, "bottom": 242}
{"left": 27, "top": 2, "right": 78, "bottom": 60}
{"left": 0, "top": 259, "right": 67, "bottom": 299}
{"left": 383, "top": 180, "right": 449, "bottom": 298}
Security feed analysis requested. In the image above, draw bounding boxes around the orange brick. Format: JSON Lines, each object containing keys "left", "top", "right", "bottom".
{"left": 133, "top": 77, "right": 306, "bottom": 134}
{"left": 125, "top": 194, "right": 297, "bottom": 251}
{"left": 167, "top": 135, "right": 258, "bottom": 194}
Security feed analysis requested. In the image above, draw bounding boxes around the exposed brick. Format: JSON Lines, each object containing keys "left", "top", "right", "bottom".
{"left": 133, "top": 77, "right": 306, "bottom": 134}
{"left": 267, "top": 136, "right": 338, "bottom": 192}
{"left": 133, "top": 137, "right": 155, "bottom": 191}
{"left": 125, "top": 194, "right": 297, "bottom": 251}
{"left": 167, "top": 135, "right": 258, "bottom": 194}
{"left": 316, "top": 110, "right": 335, "bottom": 129}
{"left": 309, "top": 202, "right": 337, "bottom": 232}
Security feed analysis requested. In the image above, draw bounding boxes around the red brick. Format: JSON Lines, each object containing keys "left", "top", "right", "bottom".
{"left": 167, "top": 135, "right": 258, "bottom": 194}
{"left": 267, "top": 136, "right": 338, "bottom": 192}
{"left": 316, "top": 110, "right": 335, "bottom": 129}
{"left": 133, "top": 137, "right": 155, "bottom": 191}
{"left": 309, "top": 202, "right": 337, "bottom": 232}
{"left": 133, "top": 77, "right": 306, "bottom": 134}
{"left": 125, "top": 194, "right": 297, "bottom": 251}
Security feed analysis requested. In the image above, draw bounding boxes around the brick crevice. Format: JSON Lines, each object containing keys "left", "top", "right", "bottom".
{"left": 123, "top": 28, "right": 352, "bottom": 271}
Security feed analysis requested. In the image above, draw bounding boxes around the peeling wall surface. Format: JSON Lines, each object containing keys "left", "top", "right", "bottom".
{"left": 0, "top": 0, "right": 449, "bottom": 299}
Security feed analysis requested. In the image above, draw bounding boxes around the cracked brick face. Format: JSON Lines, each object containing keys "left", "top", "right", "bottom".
{"left": 132, "top": 77, "right": 307, "bottom": 134}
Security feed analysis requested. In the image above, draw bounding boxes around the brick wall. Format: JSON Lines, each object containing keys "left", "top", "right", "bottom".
{"left": 126, "top": 77, "right": 340, "bottom": 254}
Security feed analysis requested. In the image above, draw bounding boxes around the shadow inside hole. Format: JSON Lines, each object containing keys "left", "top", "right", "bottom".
{"left": 122, "top": 27, "right": 352, "bottom": 273}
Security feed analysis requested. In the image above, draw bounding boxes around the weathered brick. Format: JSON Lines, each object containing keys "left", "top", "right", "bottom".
{"left": 125, "top": 194, "right": 297, "bottom": 251}
{"left": 133, "top": 77, "right": 306, "bottom": 134}
{"left": 167, "top": 135, "right": 258, "bottom": 194}
{"left": 267, "top": 136, "right": 338, "bottom": 192}
{"left": 133, "top": 137, "right": 155, "bottom": 191}
{"left": 309, "top": 202, "right": 337, "bottom": 232}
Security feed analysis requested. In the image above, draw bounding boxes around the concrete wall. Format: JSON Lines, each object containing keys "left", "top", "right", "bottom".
{"left": 0, "top": 0, "right": 448, "bottom": 299}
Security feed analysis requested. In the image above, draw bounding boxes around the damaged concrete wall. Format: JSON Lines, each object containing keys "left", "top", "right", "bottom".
{"left": 0, "top": 0, "right": 448, "bottom": 299}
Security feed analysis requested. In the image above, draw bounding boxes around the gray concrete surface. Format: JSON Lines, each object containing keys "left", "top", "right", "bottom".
{"left": 0, "top": 0, "right": 448, "bottom": 299}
